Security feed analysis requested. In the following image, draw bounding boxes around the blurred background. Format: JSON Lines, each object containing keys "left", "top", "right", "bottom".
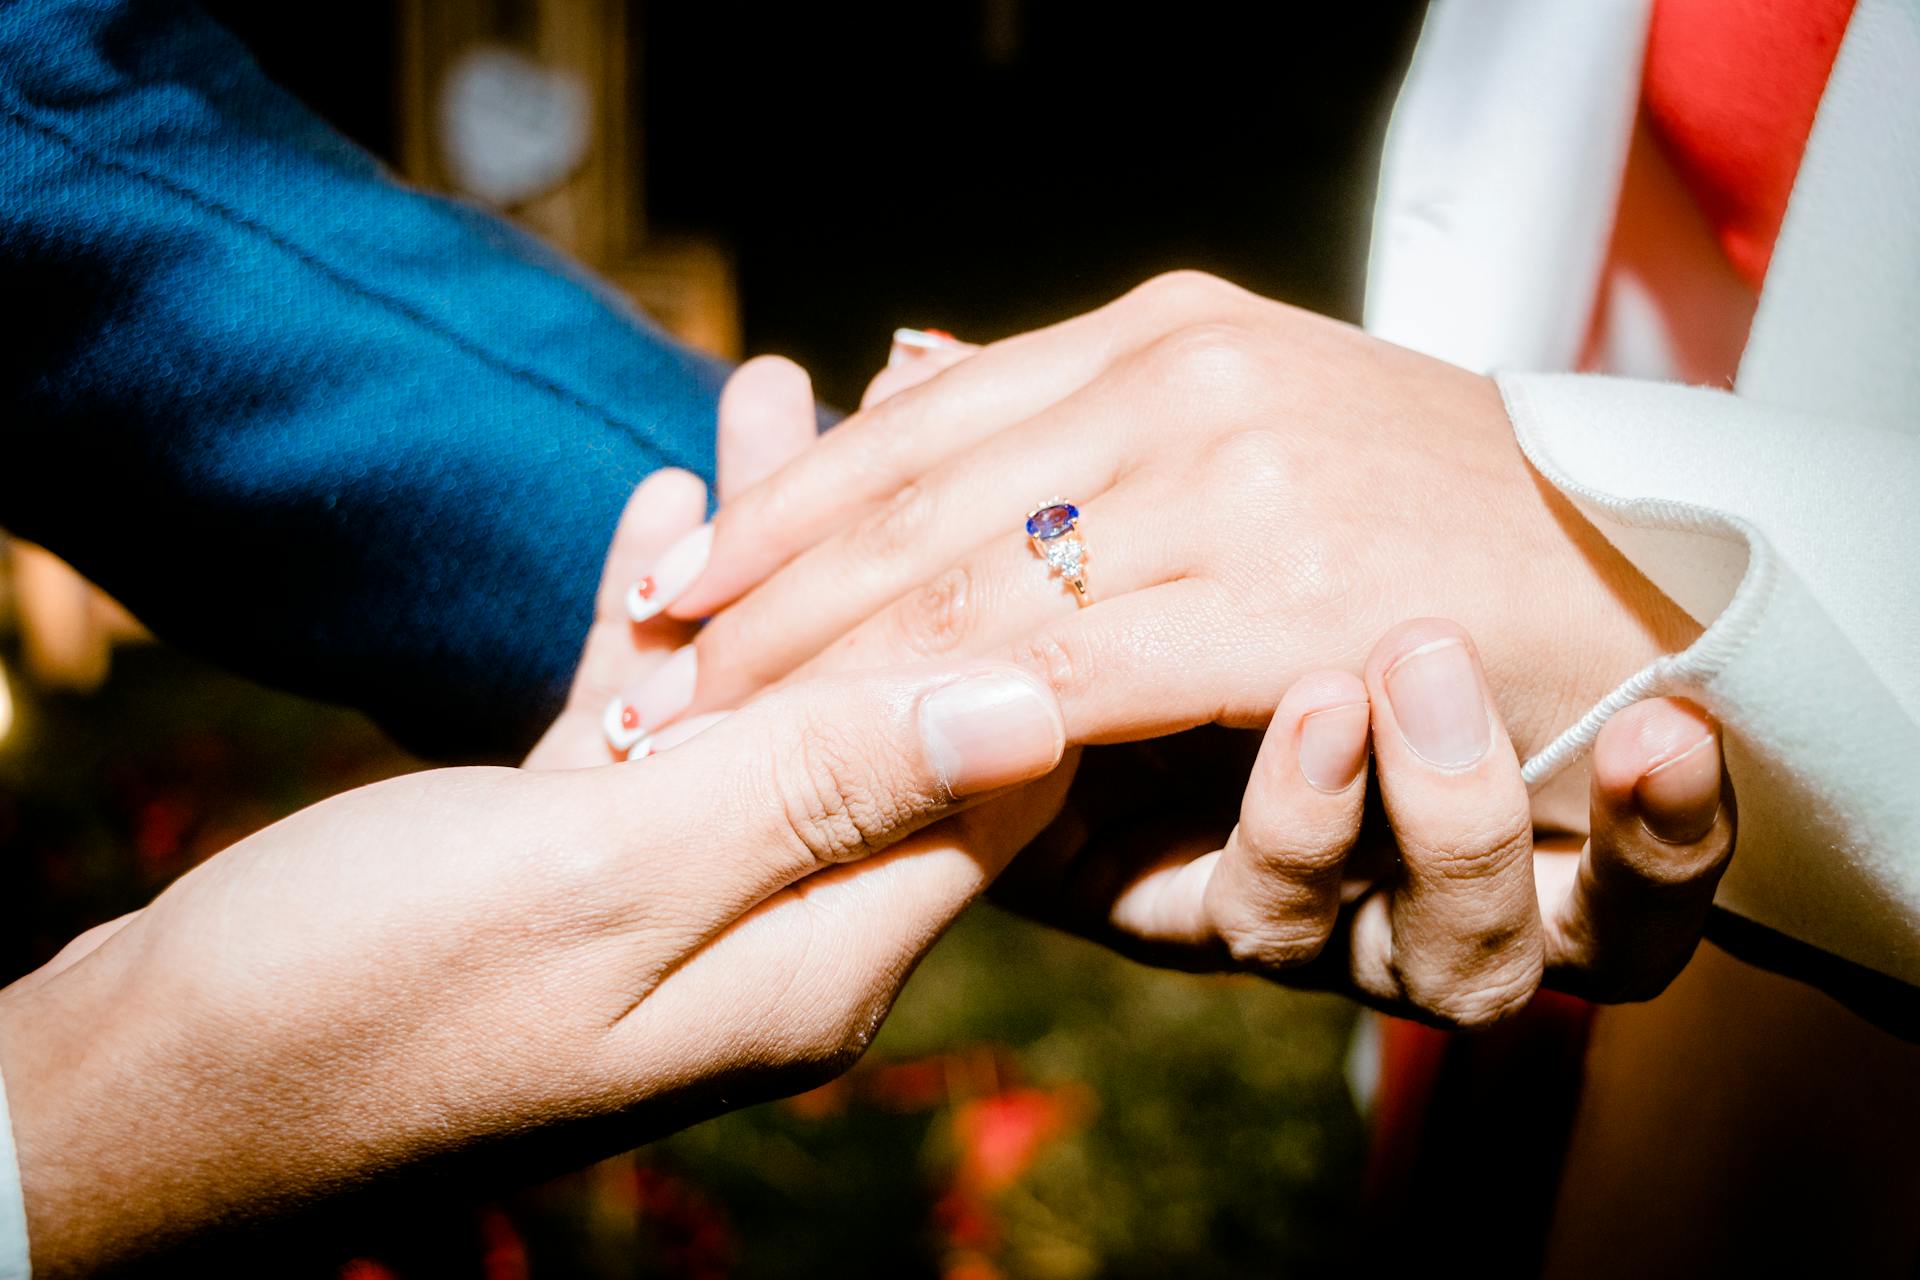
{"left": 0, "top": 2, "right": 1428, "bottom": 1274}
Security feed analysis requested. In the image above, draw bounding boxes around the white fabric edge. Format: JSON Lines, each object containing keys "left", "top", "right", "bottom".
{"left": 0, "top": 1054, "right": 30, "bottom": 1280}
{"left": 1500, "top": 377, "right": 1775, "bottom": 789}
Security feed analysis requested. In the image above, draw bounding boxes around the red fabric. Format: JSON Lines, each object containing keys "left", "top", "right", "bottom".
{"left": 1642, "top": 0, "right": 1855, "bottom": 290}
{"left": 1364, "top": 994, "right": 1597, "bottom": 1274}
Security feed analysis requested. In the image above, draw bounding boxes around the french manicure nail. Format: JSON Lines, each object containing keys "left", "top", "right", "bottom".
{"left": 888, "top": 326, "right": 966, "bottom": 369}
{"left": 624, "top": 645, "right": 698, "bottom": 735}
{"left": 603, "top": 695, "right": 648, "bottom": 756}
{"left": 1636, "top": 731, "right": 1721, "bottom": 844}
{"left": 626, "top": 523, "right": 714, "bottom": 622}
{"left": 1384, "top": 638, "right": 1490, "bottom": 769}
{"left": 919, "top": 669, "right": 1063, "bottom": 797}
{"left": 1298, "top": 701, "right": 1370, "bottom": 792}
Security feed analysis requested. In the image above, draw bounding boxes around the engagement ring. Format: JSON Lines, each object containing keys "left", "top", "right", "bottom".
{"left": 1026, "top": 497, "right": 1089, "bottom": 601}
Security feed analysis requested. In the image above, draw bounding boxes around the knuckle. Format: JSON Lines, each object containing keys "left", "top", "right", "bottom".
{"left": 1406, "top": 807, "right": 1535, "bottom": 883}
{"left": 848, "top": 480, "right": 937, "bottom": 566}
{"left": 1123, "top": 269, "right": 1242, "bottom": 318}
{"left": 1199, "top": 427, "right": 1294, "bottom": 502}
{"left": 892, "top": 563, "right": 979, "bottom": 659}
{"left": 791, "top": 998, "right": 887, "bottom": 1079}
{"left": 1138, "top": 322, "right": 1270, "bottom": 404}
{"left": 1236, "top": 814, "right": 1353, "bottom": 880}
{"left": 1411, "top": 960, "right": 1542, "bottom": 1030}
{"left": 772, "top": 718, "right": 920, "bottom": 865}
{"left": 1606, "top": 826, "right": 1734, "bottom": 891}
{"left": 1008, "top": 629, "right": 1091, "bottom": 707}
{"left": 1219, "top": 915, "right": 1331, "bottom": 972}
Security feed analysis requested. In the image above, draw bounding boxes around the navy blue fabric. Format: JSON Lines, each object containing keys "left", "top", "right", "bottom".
{"left": 0, "top": 0, "right": 728, "bottom": 758}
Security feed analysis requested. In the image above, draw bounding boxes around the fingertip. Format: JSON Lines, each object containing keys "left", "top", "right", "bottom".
{"left": 1591, "top": 696, "right": 1717, "bottom": 801}
{"left": 1365, "top": 618, "right": 1502, "bottom": 775}
{"left": 863, "top": 329, "right": 980, "bottom": 407}
{"left": 720, "top": 354, "right": 814, "bottom": 417}
{"left": 919, "top": 664, "right": 1066, "bottom": 798}
{"left": 625, "top": 466, "right": 709, "bottom": 520}
{"left": 1275, "top": 669, "right": 1369, "bottom": 795}
{"left": 1363, "top": 617, "right": 1479, "bottom": 686}
{"left": 1278, "top": 667, "right": 1368, "bottom": 718}
{"left": 601, "top": 469, "right": 708, "bottom": 606}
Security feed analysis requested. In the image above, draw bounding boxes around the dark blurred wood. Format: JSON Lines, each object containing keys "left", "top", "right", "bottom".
{"left": 395, "top": 0, "right": 740, "bottom": 357}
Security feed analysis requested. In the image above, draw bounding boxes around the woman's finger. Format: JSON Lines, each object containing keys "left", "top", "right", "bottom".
{"left": 1346, "top": 620, "right": 1545, "bottom": 1029}
{"left": 1539, "top": 697, "right": 1734, "bottom": 1001}
{"left": 527, "top": 468, "right": 705, "bottom": 769}
{"left": 717, "top": 355, "right": 820, "bottom": 503}
{"left": 659, "top": 271, "right": 1266, "bottom": 620}
{"left": 860, "top": 328, "right": 979, "bottom": 408}
{"left": 593, "top": 469, "right": 709, "bottom": 623}
{"left": 643, "top": 459, "right": 1185, "bottom": 733}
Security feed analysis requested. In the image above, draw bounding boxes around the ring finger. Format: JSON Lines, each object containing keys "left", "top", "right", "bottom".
{"left": 632, "top": 465, "right": 1201, "bottom": 735}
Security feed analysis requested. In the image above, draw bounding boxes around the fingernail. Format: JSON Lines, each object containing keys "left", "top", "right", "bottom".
{"left": 603, "top": 695, "right": 649, "bottom": 756}
{"left": 1636, "top": 730, "right": 1720, "bottom": 844}
{"left": 623, "top": 645, "right": 698, "bottom": 735}
{"left": 626, "top": 523, "right": 713, "bottom": 622}
{"left": 1298, "top": 701, "right": 1370, "bottom": 792}
{"left": 919, "top": 669, "right": 1063, "bottom": 798}
{"left": 888, "top": 326, "right": 967, "bottom": 369}
{"left": 1384, "top": 638, "right": 1489, "bottom": 769}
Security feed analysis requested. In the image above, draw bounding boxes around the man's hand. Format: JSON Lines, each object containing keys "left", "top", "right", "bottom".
{"left": 0, "top": 656, "right": 1067, "bottom": 1274}
{"left": 995, "top": 619, "right": 1735, "bottom": 1024}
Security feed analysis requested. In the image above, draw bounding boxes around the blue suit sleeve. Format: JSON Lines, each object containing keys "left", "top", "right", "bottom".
{"left": 0, "top": 0, "right": 727, "bottom": 758}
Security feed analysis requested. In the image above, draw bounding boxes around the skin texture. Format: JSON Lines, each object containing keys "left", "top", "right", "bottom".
{"left": 618, "top": 333, "right": 1738, "bottom": 1022}
{"left": 0, "top": 656, "right": 1071, "bottom": 1274}
{"left": 636, "top": 272, "right": 1700, "bottom": 765}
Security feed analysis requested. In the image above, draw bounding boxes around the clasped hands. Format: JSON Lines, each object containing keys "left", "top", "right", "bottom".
{"left": 0, "top": 274, "right": 1735, "bottom": 1274}
{"left": 602, "top": 271, "right": 1735, "bottom": 1020}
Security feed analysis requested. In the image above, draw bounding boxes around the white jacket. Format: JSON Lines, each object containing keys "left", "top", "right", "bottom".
{"left": 1367, "top": 0, "right": 1919, "bottom": 991}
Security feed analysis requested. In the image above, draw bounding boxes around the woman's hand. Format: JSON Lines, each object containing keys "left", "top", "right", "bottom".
{"left": 0, "top": 657, "right": 1067, "bottom": 1274}
{"left": 617, "top": 273, "right": 1699, "bottom": 766}
{"left": 998, "top": 618, "right": 1735, "bottom": 1024}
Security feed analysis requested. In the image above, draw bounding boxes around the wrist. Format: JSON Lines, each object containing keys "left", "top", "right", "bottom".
{"left": 1515, "top": 463, "right": 1704, "bottom": 759}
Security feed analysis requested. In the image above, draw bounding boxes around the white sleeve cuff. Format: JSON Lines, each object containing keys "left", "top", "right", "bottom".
{"left": 1498, "top": 371, "right": 1920, "bottom": 987}
{"left": 0, "top": 1054, "right": 30, "bottom": 1280}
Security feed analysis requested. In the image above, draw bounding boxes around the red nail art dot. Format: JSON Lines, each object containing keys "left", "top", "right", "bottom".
{"left": 924, "top": 328, "right": 956, "bottom": 341}
{"left": 635, "top": 576, "right": 656, "bottom": 600}
{"left": 620, "top": 706, "right": 640, "bottom": 731}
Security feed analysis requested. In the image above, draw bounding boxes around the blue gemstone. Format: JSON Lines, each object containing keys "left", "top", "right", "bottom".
{"left": 1026, "top": 502, "right": 1078, "bottom": 539}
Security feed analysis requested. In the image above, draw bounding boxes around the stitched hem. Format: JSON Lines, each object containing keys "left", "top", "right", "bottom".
{"left": 1499, "top": 376, "right": 1780, "bottom": 789}
{"left": 0, "top": 103, "right": 702, "bottom": 475}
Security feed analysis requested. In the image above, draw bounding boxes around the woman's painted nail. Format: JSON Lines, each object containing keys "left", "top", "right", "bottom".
{"left": 1297, "top": 701, "right": 1371, "bottom": 793}
{"left": 1636, "top": 730, "right": 1721, "bottom": 844}
{"left": 603, "top": 695, "right": 649, "bottom": 756}
{"left": 1384, "top": 638, "right": 1489, "bottom": 769}
{"left": 626, "top": 523, "right": 714, "bottom": 623}
{"left": 888, "top": 327, "right": 966, "bottom": 369}
{"left": 622, "top": 644, "right": 699, "bottom": 736}
{"left": 918, "top": 669, "right": 1064, "bottom": 798}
